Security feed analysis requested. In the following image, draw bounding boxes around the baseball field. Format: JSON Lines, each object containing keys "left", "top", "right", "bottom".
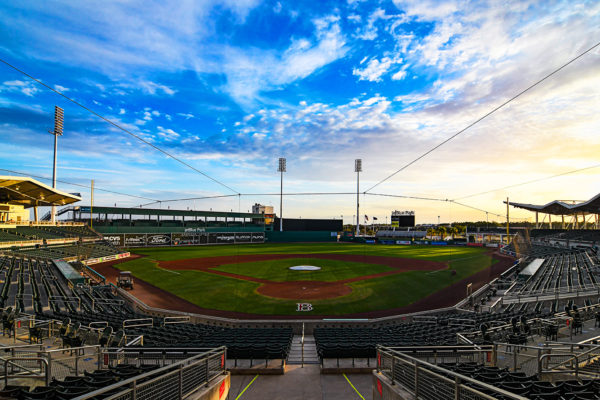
{"left": 94, "top": 243, "right": 513, "bottom": 317}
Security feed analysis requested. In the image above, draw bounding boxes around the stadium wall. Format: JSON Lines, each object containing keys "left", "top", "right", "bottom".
{"left": 94, "top": 226, "right": 264, "bottom": 234}
{"left": 102, "top": 232, "right": 265, "bottom": 247}
{"left": 265, "top": 231, "right": 338, "bottom": 242}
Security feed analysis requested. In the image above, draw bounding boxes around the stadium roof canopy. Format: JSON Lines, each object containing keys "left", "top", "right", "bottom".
{"left": 75, "top": 205, "right": 265, "bottom": 219}
{"left": 0, "top": 176, "right": 81, "bottom": 208}
{"left": 506, "top": 193, "right": 600, "bottom": 215}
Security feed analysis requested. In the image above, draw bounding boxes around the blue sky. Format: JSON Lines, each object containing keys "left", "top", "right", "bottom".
{"left": 1, "top": 0, "right": 599, "bottom": 224}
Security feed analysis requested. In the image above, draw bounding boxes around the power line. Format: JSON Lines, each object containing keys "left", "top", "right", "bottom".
{"left": 0, "top": 168, "right": 158, "bottom": 202}
{"left": 366, "top": 192, "right": 447, "bottom": 202}
{"left": 0, "top": 58, "right": 239, "bottom": 195}
{"left": 140, "top": 194, "right": 240, "bottom": 207}
{"left": 450, "top": 200, "right": 504, "bottom": 218}
{"left": 454, "top": 163, "right": 600, "bottom": 200}
{"left": 365, "top": 40, "right": 600, "bottom": 193}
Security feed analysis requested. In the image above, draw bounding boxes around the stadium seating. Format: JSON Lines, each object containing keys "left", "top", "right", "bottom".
{"left": 0, "top": 364, "right": 160, "bottom": 400}
{"left": 435, "top": 362, "right": 600, "bottom": 399}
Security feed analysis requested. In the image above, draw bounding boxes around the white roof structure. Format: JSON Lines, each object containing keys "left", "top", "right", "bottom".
{"left": 506, "top": 193, "right": 600, "bottom": 215}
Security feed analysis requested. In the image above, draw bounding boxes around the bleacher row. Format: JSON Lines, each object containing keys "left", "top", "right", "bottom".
{"left": 516, "top": 249, "right": 600, "bottom": 295}
{"left": 0, "top": 257, "right": 74, "bottom": 314}
{"left": 0, "top": 225, "right": 97, "bottom": 243}
{"left": 0, "top": 364, "right": 160, "bottom": 400}
{"left": 314, "top": 309, "right": 544, "bottom": 360}
{"left": 10, "top": 242, "right": 122, "bottom": 261}
{"left": 531, "top": 229, "right": 600, "bottom": 243}
{"left": 435, "top": 362, "right": 600, "bottom": 400}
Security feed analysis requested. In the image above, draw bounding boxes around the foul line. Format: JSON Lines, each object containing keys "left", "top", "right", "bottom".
{"left": 343, "top": 373, "right": 365, "bottom": 400}
{"left": 235, "top": 374, "right": 258, "bottom": 400}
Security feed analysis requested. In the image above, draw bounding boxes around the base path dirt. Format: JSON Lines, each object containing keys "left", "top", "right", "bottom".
{"left": 159, "top": 253, "right": 445, "bottom": 300}
{"left": 90, "top": 250, "right": 515, "bottom": 319}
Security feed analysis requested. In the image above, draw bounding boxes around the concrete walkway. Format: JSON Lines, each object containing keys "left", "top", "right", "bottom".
{"left": 228, "top": 365, "right": 372, "bottom": 400}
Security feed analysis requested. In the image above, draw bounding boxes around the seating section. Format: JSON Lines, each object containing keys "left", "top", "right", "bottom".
{"left": 0, "top": 364, "right": 159, "bottom": 400}
{"left": 12, "top": 241, "right": 122, "bottom": 260}
{"left": 513, "top": 248, "right": 600, "bottom": 296}
{"left": 314, "top": 310, "right": 541, "bottom": 360}
{"left": 437, "top": 362, "right": 600, "bottom": 399}
{"left": 532, "top": 228, "right": 600, "bottom": 243}
{"left": 0, "top": 257, "right": 75, "bottom": 314}
{"left": 0, "top": 225, "right": 98, "bottom": 243}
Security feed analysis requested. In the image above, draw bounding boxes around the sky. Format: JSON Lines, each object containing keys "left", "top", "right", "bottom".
{"left": 0, "top": 0, "right": 599, "bottom": 225}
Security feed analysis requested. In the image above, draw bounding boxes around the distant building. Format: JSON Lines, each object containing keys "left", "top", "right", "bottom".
{"left": 252, "top": 203, "right": 275, "bottom": 227}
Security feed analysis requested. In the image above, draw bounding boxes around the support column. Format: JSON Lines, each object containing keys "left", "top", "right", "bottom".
{"left": 548, "top": 214, "right": 552, "bottom": 230}
{"left": 562, "top": 215, "right": 565, "bottom": 230}
{"left": 535, "top": 212, "right": 539, "bottom": 229}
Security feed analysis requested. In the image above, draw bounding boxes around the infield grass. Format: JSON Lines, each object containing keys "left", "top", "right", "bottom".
{"left": 214, "top": 258, "right": 393, "bottom": 282}
{"left": 113, "top": 243, "right": 497, "bottom": 315}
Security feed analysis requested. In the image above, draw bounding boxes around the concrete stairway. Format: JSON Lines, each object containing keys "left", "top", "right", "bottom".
{"left": 287, "top": 335, "right": 319, "bottom": 365}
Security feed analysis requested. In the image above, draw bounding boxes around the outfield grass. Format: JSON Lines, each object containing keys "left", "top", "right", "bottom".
{"left": 214, "top": 258, "right": 393, "bottom": 282}
{"left": 115, "top": 243, "right": 496, "bottom": 315}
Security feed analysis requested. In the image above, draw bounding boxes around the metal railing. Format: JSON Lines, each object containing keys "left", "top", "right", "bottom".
{"left": 376, "top": 346, "right": 528, "bottom": 400}
{"left": 77, "top": 346, "right": 227, "bottom": 400}
{"left": 123, "top": 318, "right": 153, "bottom": 329}
{"left": 1, "top": 343, "right": 101, "bottom": 386}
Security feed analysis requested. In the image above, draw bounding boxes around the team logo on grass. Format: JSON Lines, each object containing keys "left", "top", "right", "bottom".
{"left": 296, "top": 303, "right": 313, "bottom": 312}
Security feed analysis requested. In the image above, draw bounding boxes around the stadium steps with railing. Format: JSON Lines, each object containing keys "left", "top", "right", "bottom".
{"left": 287, "top": 335, "right": 319, "bottom": 365}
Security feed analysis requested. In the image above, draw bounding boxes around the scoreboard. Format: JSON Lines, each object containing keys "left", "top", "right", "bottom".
{"left": 391, "top": 210, "right": 415, "bottom": 228}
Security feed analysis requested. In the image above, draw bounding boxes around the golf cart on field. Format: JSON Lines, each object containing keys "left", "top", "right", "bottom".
{"left": 117, "top": 271, "right": 134, "bottom": 290}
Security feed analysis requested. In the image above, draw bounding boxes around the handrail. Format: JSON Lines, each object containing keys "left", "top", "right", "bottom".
{"left": 3, "top": 357, "right": 49, "bottom": 386}
{"left": 377, "top": 346, "right": 527, "bottom": 400}
{"left": 125, "top": 335, "right": 144, "bottom": 347}
{"left": 75, "top": 346, "right": 226, "bottom": 399}
{"left": 163, "top": 316, "right": 190, "bottom": 325}
{"left": 123, "top": 318, "right": 153, "bottom": 329}
{"left": 301, "top": 322, "right": 305, "bottom": 368}
{"left": 88, "top": 321, "right": 109, "bottom": 330}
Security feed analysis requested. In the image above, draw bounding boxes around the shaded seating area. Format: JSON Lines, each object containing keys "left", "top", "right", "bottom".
{"left": 0, "top": 364, "right": 159, "bottom": 400}
{"left": 437, "top": 362, "right": 600, "bottom": 400}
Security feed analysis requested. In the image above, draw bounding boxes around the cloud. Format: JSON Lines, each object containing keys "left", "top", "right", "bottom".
{"left": 1, "top": 80, "right": 40, "bottom": 97}
{"left": 157, "top": 126, "right": 180, "bottom": 140}
{"left": 353, "top": 56, "right": 402, "bottom": 82}
{"left": 138, "top": 80, "right": 176, "bottom": 96}
{"left": 220, "top": 14, "right": 348, "bottom": 104}
{"left": 177, "top": 113, "right": 195, "bottom": 119}
{"left": 54, "top": 84, "right": 69, "bottom": 92}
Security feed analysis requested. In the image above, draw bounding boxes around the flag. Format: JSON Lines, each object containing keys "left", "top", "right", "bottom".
{"left": 364, "top": 215, "right": 369, "bottom": 221}
{"left": 373, "top": 217, "right": 378, "bottom": 221}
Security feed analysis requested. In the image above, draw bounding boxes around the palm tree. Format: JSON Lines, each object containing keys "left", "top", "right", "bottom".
{"left": 438, "top": 226, "right": 447, "bottom": 241}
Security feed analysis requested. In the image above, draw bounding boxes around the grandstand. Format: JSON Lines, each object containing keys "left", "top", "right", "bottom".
{"left": 3, "top": 181, "right": 600, "bottom": 399}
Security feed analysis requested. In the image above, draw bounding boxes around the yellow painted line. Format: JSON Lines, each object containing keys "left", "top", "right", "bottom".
{"left": 235, "top": 374, "right": 258, "bottom": 400}
{"left": 343, "top": 373, "right": 365, "bottom": 400}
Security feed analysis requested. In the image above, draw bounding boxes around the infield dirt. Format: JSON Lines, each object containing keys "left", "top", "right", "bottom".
{"left": 92, "top": 250, "right": 513, "bottom": 319}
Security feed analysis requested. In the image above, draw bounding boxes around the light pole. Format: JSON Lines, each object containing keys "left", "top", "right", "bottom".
{"left": 278, "top": 158, "right": 286, "bottom": 232}
{"left": 355, "top": 159, "right": 362, "bottom": 237}
{"left": 50, "top": 106, "right": 64, "bottom": 224}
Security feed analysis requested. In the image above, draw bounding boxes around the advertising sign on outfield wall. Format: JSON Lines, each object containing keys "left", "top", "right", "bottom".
{"left": 104, "top": 234, "right": 124, "bottom": 247}
{"left": 146, "top": 234, "right": 171, "bottom": 246}
{"left": 124, "top": 234, "right": 147, "bottom": 247}
{"left": 171, "top": 233, "right": 199, "bottom": 245}
{"left": 103, "top": 232, "right": 264, "bottom": 247}
{"left": 395, "top": 240, "right": 411, "bottom": 245}
{"left": 251, "top": 232, "right": 265, "bottom": 243}
{"left": 235, "top": 233, "right": 252, "bottom": 243}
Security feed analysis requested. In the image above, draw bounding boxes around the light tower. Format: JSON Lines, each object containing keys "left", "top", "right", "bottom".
{"left": 278, "top": 157, "right": 286, "bottom": 232}
{"left": 50, "top": 106, "right": 64, "bottom": 224}
{"left": 355, "top": 159, "right": 362, "bottom": 237}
